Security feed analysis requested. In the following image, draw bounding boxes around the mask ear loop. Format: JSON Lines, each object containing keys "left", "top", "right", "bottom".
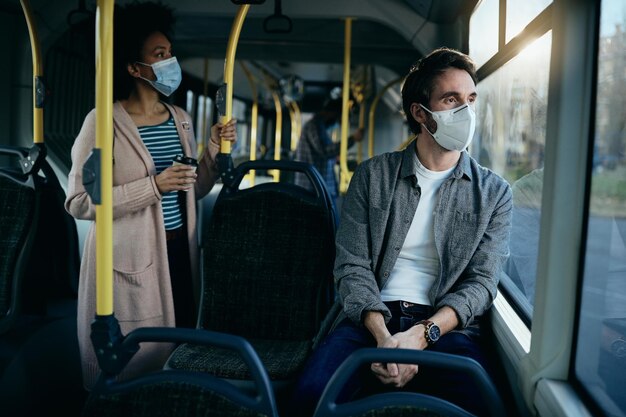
{"left": 133, "top": 62, "right": 157, "bottom": 85}
{"left": 417, "top": 104, "right": 437, "bottom": 139}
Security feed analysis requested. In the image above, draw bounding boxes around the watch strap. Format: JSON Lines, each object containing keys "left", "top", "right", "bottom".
{"left": 416, "top": 320, "right": 436, "bottom": 345}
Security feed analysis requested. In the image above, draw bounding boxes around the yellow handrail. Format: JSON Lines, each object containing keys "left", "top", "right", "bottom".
{"left": 220, "top": 5, "right": 250, "bottom": 154}
{"left": 339, "top": 17, "right": 353, "bottom": 195}
{"left": 357, "top": 102, "right": 365, "bottom": 162}
{"left": 288, "top": 102, "right": 297, "bottom": 152}
{"left": 270, "top": 90, "right": 282, "bottom": 182}
{"left": 20, "top": 0, "right": 44, "bottom": 144}
{"left": 352, "top": 66, "right": 371, "bottom": 164}
{"left": 368, "top": 76, "right": 403, "bottom": 158}
{"left": 289, "top": 100, "right": 301, "bottom": 151}
{"left": 239, "top": 61, "right": 258, "bottom": 186}
{"left": 95, "top": 0, "right": 114, "bottom": 316}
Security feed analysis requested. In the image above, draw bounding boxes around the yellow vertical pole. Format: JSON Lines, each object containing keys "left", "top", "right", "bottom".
{"left": 249, "top": 100, "right": 258, "bottom": 185}
{"left": 339, "top": 17, "right": 353, "bottom": 195}
{"left": 20, "top": 0, "right": 44, "bottom": 144}
{"left": 288, "top": 101, "right": 297, "bottom": 152}
{"left": 357, "top": 103, "right": 365, "bottom": 162}
{"left": 239, "top": 61, "right": 258, "bottom": 185}
{"left": 292, "top": 100, "right": 302, "bottom": 141}
{"left": 220, "top": 5, "right": 250, "bottom": 154}
{"left": 368, "top": 76, "right": 403, "bottom": 158}
{"left": 270, "top": 91, "right": 282, "bottom": 182}
{"left": 289, "top": 100, "right": 301, "bottom": 151}
{"left": 95, "top": 0, "right": 114, "bottom": 316}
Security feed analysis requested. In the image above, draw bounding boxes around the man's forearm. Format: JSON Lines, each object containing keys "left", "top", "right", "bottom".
{"left": 364, "top": 310, "right": 391, "bottom": 345}
{"left": 427, "top": 306, "right": 459, "bottom": 336}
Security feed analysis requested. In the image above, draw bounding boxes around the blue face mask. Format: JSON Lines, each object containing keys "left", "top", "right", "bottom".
{"left": 136, "top": 56, "right": 182, "bottom": 96}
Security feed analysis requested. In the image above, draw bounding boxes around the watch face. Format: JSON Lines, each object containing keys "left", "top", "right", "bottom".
{"left": 428, "top": 324, "right": 441, "bottom": 342}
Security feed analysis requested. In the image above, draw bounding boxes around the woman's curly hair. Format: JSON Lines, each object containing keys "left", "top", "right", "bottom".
{"left": 113, "top": 1, "right": 175, "bottom": 100}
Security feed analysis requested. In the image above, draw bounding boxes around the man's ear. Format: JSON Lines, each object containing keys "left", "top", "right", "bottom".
{"left": 410, "top": 102, "right": 426, "bottom": 124}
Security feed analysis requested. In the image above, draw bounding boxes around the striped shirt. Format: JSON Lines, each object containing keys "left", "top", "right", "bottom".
{"left": 138, "top": 116, "right": 184, "bottom": 230}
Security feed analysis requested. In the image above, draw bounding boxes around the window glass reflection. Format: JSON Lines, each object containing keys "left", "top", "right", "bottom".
{"left": 472, "top": 32, "right": 552, "bottom": 319}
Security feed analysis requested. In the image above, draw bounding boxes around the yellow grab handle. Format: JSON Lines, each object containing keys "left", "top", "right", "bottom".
{"left": 339, "top": 17, "right": 353, "bottom": 195}
{"left": 220, "top": 5, "right": 250, "bottom": 154}
{"left": 289, "top": 101, "right": 301, "bottom": 151}
{"left": 368, "top": 76, "right": 403, "bottom": 158}
{"left": 20, "top": 0, "right": 44, "bottom": 144}
{"left": 270, "top": 91, "right": 282, "bottom": 182}
{"left": 357, "top": 103, "right": 365, "bottom": 162}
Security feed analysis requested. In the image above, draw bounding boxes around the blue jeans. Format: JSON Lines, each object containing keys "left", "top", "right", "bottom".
{"left": 288, "top": 301, "right": 494, "bottom": 417}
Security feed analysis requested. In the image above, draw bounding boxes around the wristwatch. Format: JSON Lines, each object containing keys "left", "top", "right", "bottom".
{"left": 416, "top": 320, "right": 441, "bottom": 345}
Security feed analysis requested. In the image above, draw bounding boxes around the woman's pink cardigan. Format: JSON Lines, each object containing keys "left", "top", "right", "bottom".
{"left": 65, "top": 102, "right": 220, "bottom": 390}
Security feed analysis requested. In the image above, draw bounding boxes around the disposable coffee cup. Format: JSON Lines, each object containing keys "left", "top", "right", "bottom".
{"left": 173, "top": 155, "right": 198, "bottom": 172}
{"left": 173, "top": 155, "right": 198, "bottom": 192}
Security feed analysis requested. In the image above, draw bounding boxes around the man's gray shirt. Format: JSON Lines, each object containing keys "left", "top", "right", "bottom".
{"left": 334, "top": 144, "right": 512, "bottom": 330}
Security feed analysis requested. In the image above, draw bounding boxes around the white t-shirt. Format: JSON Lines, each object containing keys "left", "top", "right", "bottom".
{"left": 380, "top": 157, "right": 454, "bottom": 305}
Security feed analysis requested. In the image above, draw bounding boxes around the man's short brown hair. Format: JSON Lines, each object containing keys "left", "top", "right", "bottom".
{"left": 401, "top": 47, "right": 477, "bottom": 134}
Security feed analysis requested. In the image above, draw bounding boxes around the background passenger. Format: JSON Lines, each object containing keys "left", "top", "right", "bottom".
{"left": 64, "top": 1, "right": 236, "bottom": 390}
{"left": 294, "top": 97, "right": 363, "bottom": 209}
{"left": 289, "top": 47, "right": 512, "bottom": 416}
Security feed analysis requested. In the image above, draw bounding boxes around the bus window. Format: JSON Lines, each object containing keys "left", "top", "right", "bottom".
{"left": 232, "top": 97, "right": 248, "bottom": 159}
{"left": 506, "top": 0, "right": 552, "bottom": 43}
{"left": 195, "top": 94, "right": 213, "bottom": 145}
{"left": 186, "top": 90, "right": 195, "bottom": 118}
{"left": 469, "top": 0, "right": 499, "bottom": 68}
{"left": 574, "top": 0, "right": 626, "bottom": 414}
{"left": 472, "top": 31, "right": 552, "bottom": 322}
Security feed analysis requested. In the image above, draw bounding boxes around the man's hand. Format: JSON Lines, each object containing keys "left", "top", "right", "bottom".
{"left": 370, "top": 325, "right": 428, "bottom": 387}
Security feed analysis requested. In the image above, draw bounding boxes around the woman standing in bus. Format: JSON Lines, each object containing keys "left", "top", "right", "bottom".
{"left": 65, "top": 1, "right": 236, "bottom": 390}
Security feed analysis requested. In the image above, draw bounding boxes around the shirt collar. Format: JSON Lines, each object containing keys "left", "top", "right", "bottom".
{"left": 399, "top": 142, "right": 473, "bottom": 184}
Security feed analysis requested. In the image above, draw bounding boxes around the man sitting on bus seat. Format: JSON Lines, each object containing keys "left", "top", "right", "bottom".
{"left": 289, "top": 47, "right": 512, "bottom": 416}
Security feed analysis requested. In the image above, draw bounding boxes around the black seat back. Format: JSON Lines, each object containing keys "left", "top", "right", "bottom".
{"left": 200, "top": 159, "right": 336, "bottom": 342}
{"left": 0, "top": 145, "right": 79, "bottom": 333}
{"left": 83, "top": 327, "right": 279, "bottom": 417}
{"left": 313, "top": 348, "right": 507, "bottom": 417}
{"left": 0, "top": 163, "right": 38, "bottom": 333}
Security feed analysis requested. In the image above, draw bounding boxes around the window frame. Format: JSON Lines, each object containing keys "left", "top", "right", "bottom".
{"left": 471, "top": 0, "right": 601, "bottom": 415}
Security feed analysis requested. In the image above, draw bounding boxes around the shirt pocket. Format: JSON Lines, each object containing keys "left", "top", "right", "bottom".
{"left": 113, "top": 263, "right": 163, "bottom": 322}
{"left": 450, "top": 211, "right": 489, "bottom": 260}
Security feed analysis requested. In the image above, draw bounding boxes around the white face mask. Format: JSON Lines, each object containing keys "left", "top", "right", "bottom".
{"left": 420, "top": 103, "right": 476, "bottom": 151}
{"left": 136, "top": 56, "right": 182, "bottom": 97}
